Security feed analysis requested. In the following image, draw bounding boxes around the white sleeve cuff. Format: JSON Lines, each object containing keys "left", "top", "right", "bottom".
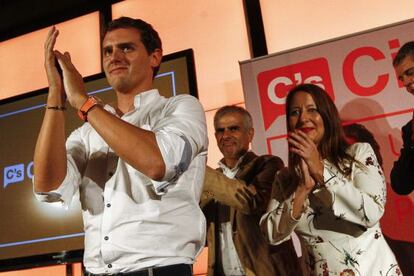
{"left": 33, "top": 155, "right": 81, "bottom": 208}
{"left": 155, "top": 130, "right": 193, "bottom": 183}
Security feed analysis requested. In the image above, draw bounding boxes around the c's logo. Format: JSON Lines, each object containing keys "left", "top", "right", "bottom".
{"left": 3, "top": 162, "right": 33, "bottom": 188}
{"left": 257, "top": 58, "right": 334, "bottom": 130}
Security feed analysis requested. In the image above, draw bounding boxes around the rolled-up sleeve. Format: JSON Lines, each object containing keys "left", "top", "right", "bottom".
{"left": 33, "top": 127, "right": 86, "bottom": 208}
{"left": 152, "top": 95, "right": 208, "bottom": 193}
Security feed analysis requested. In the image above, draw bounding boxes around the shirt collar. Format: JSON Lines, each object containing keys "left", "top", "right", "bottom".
{"left": 218, "top": 151, "right": 249, "bottom": 173}
{"left": 103, "top": 88, "right": 160, "bottom": 116}
{"left": 132, "top": 88, "right": 160, "bottom": 109}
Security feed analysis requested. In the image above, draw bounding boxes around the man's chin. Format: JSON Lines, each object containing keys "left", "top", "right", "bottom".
{"left": 109, "top": 79, "right": 132, "bottom": 93}
{"left": 222, "top": 151, "right": 242, "bottom": 160}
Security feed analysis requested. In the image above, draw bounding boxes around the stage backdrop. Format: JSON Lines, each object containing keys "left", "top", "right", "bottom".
{"left": 240, "top": 18, "right": 414, "bottom": 243}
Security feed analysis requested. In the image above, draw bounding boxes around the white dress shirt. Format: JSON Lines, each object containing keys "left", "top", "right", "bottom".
{"left": 217, "top": 157, "right": 246, "bottom": 276}
{"left": 35, "top": 89, "right": 208, "bottom": 274}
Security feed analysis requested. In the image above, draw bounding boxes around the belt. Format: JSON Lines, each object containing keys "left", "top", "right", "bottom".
{"left": 85, "top": 263, "right": 192, "bottom": 276}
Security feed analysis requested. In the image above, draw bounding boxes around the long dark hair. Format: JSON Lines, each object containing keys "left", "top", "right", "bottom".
{"left": 343, "top": 123, "right": 383, "bottom": 168}
{"left": 285, "top": 84, "right": 355, "bottom": 178}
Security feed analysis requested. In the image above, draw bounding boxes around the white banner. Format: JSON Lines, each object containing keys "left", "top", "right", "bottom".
{"left": 240, "top": 19, "right": 414, "bottom": 243}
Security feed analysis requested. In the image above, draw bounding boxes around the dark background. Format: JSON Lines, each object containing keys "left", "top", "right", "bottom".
{"left": 0, "top": 0, "right": 116, "bottom": 42}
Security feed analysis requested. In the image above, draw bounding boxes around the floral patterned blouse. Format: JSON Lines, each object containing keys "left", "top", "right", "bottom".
{"left": 260, "top": 143, "right": 401, "bottom": 276}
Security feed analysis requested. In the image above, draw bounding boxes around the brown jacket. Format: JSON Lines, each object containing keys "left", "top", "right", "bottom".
{"left": 201, "top": 152, "right": 304, "bottom": 276}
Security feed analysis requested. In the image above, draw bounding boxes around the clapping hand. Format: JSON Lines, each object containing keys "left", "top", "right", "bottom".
{"left": 288, "top": 130, "right": 324, "bottom": 184}
{"left": 44, "top": 26, "right": 87, "bottom": 109}
{"left": 44, "top": 26, "right": 65, "bottom": 103}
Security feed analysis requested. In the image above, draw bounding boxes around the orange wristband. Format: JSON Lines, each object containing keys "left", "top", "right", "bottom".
{"left": 78, "top": 96, "right": 100, "bottom": 122}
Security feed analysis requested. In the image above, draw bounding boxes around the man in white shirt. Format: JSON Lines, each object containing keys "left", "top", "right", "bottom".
{"left": 33, "top": 17, "right": 208, "bottom": 276}
{"left": 201, "top": 106, "right": 304, "bottom": 276}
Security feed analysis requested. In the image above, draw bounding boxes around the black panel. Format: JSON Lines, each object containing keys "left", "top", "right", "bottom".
{"left": 242, "top": 0, "right": 268, "bottom": 58}
{"left": 0, "top": 0, "right": 120, "bottom": 42}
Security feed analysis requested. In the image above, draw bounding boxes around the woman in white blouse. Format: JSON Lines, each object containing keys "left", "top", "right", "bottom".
{"left": 260, "top": 84, "right": 401, "bottom": 275}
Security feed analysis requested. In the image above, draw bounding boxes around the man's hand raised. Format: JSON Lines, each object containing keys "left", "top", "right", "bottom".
{"left": 44, "top": 26, "right": 65, "bottom": 105}
{"left": 54, "top": 50, "right": 88, "bottom": 110}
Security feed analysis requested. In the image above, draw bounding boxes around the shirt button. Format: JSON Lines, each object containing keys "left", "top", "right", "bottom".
{"left": 104, "top": 236, "right": 109, "bottom": 241}
{"left": 108, "top": 264, "right": 112, "bottom": 268}
{"left": 106, "top": 203, "right": 111, "bottom": 208}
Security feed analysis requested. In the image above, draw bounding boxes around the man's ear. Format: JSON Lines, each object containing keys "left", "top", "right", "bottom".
{"left": 150, "top": 48, "right": 163, "bottom": 68}
{"left": 248, "top": 127, "right": 254, "bottom": 143}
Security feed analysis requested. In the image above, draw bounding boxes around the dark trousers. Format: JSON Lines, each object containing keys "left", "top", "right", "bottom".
{"left": 85, "top": 263, "right": 192, "bottom": 276}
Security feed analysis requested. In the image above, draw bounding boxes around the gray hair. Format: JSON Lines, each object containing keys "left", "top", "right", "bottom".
{"left": 214, "top": 105, "right": 253, "bottom": 130}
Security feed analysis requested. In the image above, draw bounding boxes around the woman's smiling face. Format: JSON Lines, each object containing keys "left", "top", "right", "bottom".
{"left": 288, "top": 91, "right": 325, "bottom": 146}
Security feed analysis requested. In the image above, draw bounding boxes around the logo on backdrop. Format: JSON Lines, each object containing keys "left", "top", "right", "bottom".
{"left": 257, "top": 58, "right": 334, "bottom": 130}
{"left": 3, "top": 162, "right": 33, "bottom": 188}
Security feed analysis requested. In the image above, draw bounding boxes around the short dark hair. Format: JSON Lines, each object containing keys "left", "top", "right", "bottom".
{"left": 214, "top": 105, "right": 253, "bottom": 130}
{"left": 393, "top": 41, "right": 414, "bottom": 67}
{"left": 104, "top": 17, "right": 163, "bottom": 76}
